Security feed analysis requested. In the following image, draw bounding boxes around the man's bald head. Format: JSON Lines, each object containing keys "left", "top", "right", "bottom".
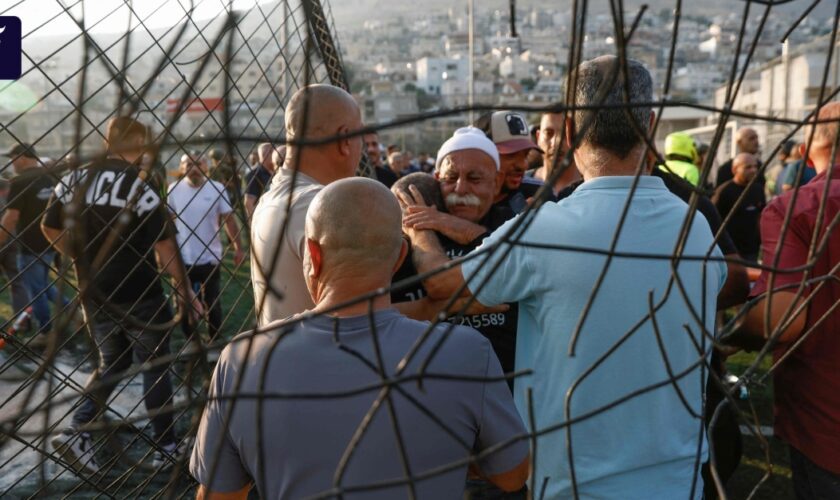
{"left": 389, "top": 151, "right": 407, "bottom": 175}
{"left": 802, "top": 101, "right": 840, "bottom": 172}
{"left": 733, "top": 152, "right": 757, "bottom": 168}
{"left": 283, "top": 84, "right": 363, "bottom": 183}
{"left": 392, "top": 172, "right": 446, "bottom": 212}
{"left": 732, "top": 152, "right": 758, "bottom": 184}
{"left": 807, "top": 102, "right": 840, "bottom": 148}
{"left": 305, "top": 178, "right": 403, "bottom": 287}
{"left": 258, "top": 142, "right": 274, "bottom": 170}
{"left": 286, "top": 84, "right": 361, "bottom": 142}
{"left": 736, "top": 127, "right": 759, "bottom": 154}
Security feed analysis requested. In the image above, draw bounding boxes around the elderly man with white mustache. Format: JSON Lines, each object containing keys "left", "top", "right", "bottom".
{"left": 394, "top": 127, "right": 518, "bottom": 383}
{"left": 399, "top": 127, "right": 507, "bottom": 244}
{"left": 394, "top": 126, "right": 523, "bottom": 498}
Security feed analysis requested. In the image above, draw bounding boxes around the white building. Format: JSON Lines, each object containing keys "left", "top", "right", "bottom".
{"left": 444, "top": 32, "right": 484, "bottom": 57}
{"left": 713, "top": 35, "right": 840, "bottom": 146}
{"left": 415, "top": 57, "right": 469, "bottom": 95}
{"left": 499, "top": 54, "right": 533, "bottom": 81}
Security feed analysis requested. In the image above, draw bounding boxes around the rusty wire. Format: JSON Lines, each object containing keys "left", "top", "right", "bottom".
{"left": 0, "top": 0, "right": 837, "bottom": 499}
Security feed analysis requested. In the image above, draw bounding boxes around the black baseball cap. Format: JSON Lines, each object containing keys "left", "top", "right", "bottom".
{"left": 3, "top": 143, "right": 39, "bottom": 160}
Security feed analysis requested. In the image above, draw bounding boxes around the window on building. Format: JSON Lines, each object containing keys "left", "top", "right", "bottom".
{"left": 806, "top": 87, "right": 824, "bottom": 105}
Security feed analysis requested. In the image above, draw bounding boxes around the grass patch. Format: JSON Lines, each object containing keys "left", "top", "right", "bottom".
{"left": 724, "top": 350, "right": 793, "bottom": 499}
{"left": 2, "top": 254, "right": 253, "bottom": 498}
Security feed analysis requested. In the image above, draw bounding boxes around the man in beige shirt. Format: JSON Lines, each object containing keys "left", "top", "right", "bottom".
{"left": 251, "top": 84, "right": 363, "bottom": 325}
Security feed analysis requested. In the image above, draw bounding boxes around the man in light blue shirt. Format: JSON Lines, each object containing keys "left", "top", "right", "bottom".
{"left": 401, "top": 56, "right": 726, "bottom": 499}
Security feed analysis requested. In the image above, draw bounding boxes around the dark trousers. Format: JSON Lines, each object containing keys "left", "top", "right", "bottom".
{"left": 0, "top": 244, "right": 30, "bottom": 318}
{"left": 18, "top": 250, "right": 60, "bottom": 333}
{"left": 790, "top": 446, "right": 840, "bottom": 500}
{"left": 72, "top": 298, "right": 176, "bottom": 445}
{"left": 702, "top": 351, "right": 743, "bottom": 499}
{"left": 181, "top": 263, "right": 221, "bottom": 340}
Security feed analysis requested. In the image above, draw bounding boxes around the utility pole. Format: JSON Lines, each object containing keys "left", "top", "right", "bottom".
{"left": 468, "top": 0, "right": 475, "bottom": 122}
{"left": 782, "top": 39, "right": 789, "bottom": 122}
{"left": 282, "top": 0, "right": 289, "bottom": 102}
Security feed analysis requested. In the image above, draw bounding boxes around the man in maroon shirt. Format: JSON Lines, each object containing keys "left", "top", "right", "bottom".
{"left": 737, "top": 102, "right": 840, "bottom": 499}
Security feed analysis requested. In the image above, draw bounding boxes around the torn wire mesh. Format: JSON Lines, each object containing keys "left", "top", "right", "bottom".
{"left": 0, "top": 0, "right": 837, "bottom": 499}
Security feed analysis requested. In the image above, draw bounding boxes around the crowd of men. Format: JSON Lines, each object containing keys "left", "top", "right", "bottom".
{"left": 0, "top": 53, "right": 837, "bottom": 500}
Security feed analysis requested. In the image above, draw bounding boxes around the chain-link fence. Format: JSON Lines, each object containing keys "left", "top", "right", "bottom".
{"left": 1, "top": 0, "right": 839, "bottom": 499}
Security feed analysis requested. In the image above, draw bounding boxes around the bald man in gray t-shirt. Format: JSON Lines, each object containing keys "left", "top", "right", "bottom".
{"left": 191, "top": 178, "right": 529, "bottom": 499}
{"left": 190, "top": 311, "right": 527, "bottom": 498}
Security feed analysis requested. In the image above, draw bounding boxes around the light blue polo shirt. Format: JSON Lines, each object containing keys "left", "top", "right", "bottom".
{"left": 462, "top": 175, "right": 726, "bottom": 499}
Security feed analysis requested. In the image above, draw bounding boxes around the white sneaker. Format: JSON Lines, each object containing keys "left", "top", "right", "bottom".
{"left": 152, "top": 437, "right": 193, "bottom": 471}
{"left": 51, "top": 430, "right": 100, "bottom": 475}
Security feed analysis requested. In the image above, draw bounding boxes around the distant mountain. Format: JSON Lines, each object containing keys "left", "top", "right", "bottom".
{"left": 330, "top": 0, "right": 835, "bottom": 32}
{"left": 24, "top": 0, "right": 833, "bottom": 66}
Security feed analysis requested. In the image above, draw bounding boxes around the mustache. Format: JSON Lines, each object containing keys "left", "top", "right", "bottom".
{"left": 445, "top": 193, "right": 481, "bottom": 208}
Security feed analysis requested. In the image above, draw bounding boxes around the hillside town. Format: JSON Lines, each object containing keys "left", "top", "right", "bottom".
{"left": 343, "top": 5, "right": 837, "bottom": 154}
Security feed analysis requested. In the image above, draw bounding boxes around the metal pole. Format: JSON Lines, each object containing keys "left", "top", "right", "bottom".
{"left": 509, "top": 0, "right": 517, "bottom": 38}
{"left": 282, "top": 0, "right": 289, "bottom": 101}
{"left": 782, "top": 39, "right": 789, "bottom": 121}
{"left": 468, "top": 0, "right": 475, "bottom": 122}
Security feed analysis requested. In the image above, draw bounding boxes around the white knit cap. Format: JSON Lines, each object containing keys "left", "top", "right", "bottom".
{"left": 435, "top": 126, "right": 500, "bottom": 171}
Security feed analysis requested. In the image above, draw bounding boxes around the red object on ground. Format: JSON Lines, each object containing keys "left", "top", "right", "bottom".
{"left": 0, "top": 306, "right": 33, "bottom": 349}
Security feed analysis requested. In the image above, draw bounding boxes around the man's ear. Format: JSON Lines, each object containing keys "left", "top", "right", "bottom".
{"left": 799, "top": 142, "right": 812, "bottom": 168}
{"left": 648, "top": 147, "right": 659, "bottom": 172}
{"left": 306, "top": 238, "right": 323, "bottom": 279}
{"left": 564, "top": 115, "right": 574, "bottom": 150}
{"left": 337, "top": 125, "right": 351, "bottom": 156}
{"left": 392, "top": 238, "right": 409, "bottom": 275}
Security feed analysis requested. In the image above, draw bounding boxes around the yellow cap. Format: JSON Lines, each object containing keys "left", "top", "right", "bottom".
{"left": 664, "top": 132, "right": 697, "bottom": 162}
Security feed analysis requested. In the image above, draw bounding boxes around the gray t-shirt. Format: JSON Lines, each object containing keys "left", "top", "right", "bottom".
{"left": 190, "top": 309, "right": 528, "bottom": 498}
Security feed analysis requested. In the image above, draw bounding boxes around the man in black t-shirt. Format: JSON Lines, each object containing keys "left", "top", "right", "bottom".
{"left": 244, "top": 142, "right": 275, "bottom": 220}
{"left": 0, "top": 143, "right": 59, "bottom": 337}
{"left": 394, "top": 128, "right": 520, "bottom": 381}
{"left": 0, "top": 170, "right": 30, "bottom": 327}
{"left": 208, "top": 148, "right": 242, "bottom": 210}
{"left": 524, "top": 112, "right": 582, "bottom": 200}
{"left": 365, "top": 132, "right": 398, "bottom": 188}
{"left": 42, "top": 117, "right": 203, "bottom": 476}
{"left": 716, "top": 127, "right": 763, "bottom": 189}
{"left": 391, "top": 186, "right": 517, "bottom": 375}
{"left": 713, "top": 153, "right": 766, "bottom": 262}
{"left": 395, "top": 129, "right": 525, "bottom": 499}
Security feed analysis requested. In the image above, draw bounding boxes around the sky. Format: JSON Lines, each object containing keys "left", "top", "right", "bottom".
{"left": 2, "top": 0, "right": 271, "bottom": 38}
{"left": 6, "top": 0, "right": 834, "bottom": 40}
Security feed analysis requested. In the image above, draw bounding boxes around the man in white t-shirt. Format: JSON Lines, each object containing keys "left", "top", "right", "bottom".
{"left": 168, "top": 152, "right": 244, "bottom": 339}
